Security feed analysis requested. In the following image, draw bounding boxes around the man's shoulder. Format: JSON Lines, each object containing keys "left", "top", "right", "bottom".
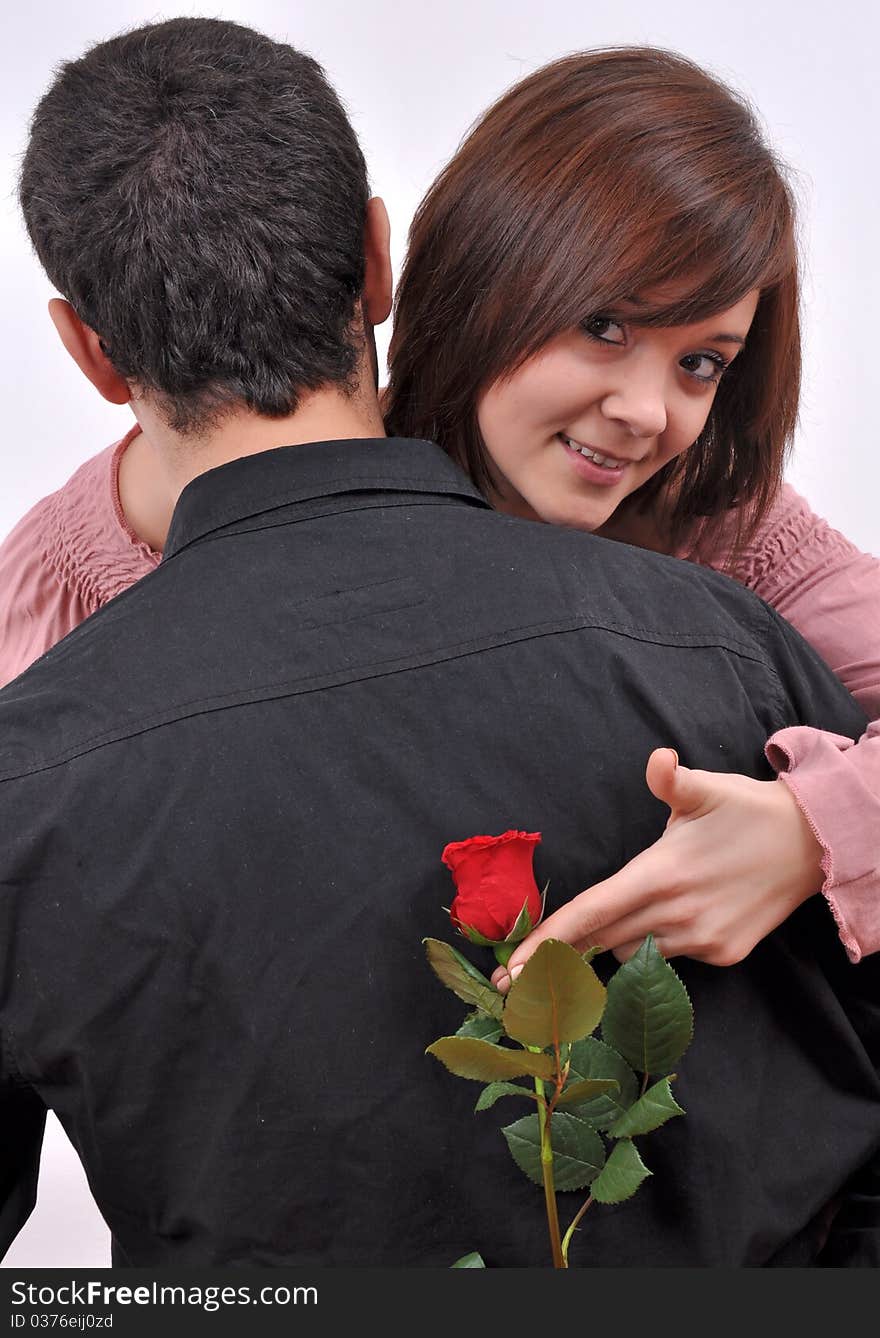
{"left": 445, "top": 505, "right": 777, "bottom": 649}
{"left": 0, "top": 487, "right": 790, "bottom": 784}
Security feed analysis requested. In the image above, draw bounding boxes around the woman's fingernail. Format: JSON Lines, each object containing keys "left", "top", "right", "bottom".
{"left": 509, "top": 963, "right": 524, "bottom": 982}
{"left": 669, "top": 749, "right": 679, "bottom": 768}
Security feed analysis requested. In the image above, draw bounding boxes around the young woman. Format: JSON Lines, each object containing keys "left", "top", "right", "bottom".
{"left": 382, "top": 47, "right": 880, "bottom": 970}
{"left": 1, "top": 47, "right": 876, "bottom": 968}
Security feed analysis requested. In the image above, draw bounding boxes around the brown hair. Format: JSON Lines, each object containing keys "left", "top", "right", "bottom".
{"left": 384, "top": 47, "right": 800, "bottom": 554}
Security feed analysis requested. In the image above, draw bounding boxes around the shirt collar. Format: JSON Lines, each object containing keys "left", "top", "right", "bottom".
{"left": 163, "top": 437, "right": 490, "bottom": 559}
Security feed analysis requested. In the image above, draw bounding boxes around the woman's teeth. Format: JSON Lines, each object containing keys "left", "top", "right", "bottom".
{"left": 561, "top": 435, "right": 623, "bottom": 469}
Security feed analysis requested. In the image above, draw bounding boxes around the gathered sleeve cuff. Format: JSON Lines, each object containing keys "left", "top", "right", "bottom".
{"left": 767, "top": 721, "right": 880, "bottom": 963}
{"left": 691, "top": 484, "right": 880, "bottom": 962}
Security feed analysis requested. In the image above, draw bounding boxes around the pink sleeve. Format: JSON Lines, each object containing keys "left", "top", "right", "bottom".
{"left": 700, "top": 485, "right": 880, "bottom": 962}
{"left": 0, "top": 432, "right": 160, "bottom": 689}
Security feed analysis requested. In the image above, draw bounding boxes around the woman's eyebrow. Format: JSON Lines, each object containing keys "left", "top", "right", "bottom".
{"left": 616, "top": 296, "right": 750, "bottom": 347}
{"left": 708, "top": 332, "right": 746, "bottom": 347}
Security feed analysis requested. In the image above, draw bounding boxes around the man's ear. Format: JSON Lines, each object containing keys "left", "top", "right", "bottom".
{"left": 48, "top": 298, "right": 131, "bottom": 405}
{"left": 362, "top": 197, "right": 392, "bottom": 327}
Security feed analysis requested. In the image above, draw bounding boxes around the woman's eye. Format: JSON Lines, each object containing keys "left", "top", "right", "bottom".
{"left": 679, "top": 352, "right": 729, "bottom": 383}
{"left": 582, "top": 315, "right": 626, "bottom": 345}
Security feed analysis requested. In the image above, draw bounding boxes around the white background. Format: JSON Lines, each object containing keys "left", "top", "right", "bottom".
{"left": 1, "top": 0, "right": 877, "bottom": 1267}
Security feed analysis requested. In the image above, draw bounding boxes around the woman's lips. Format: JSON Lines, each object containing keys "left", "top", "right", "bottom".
{"left": 558, "top": 434, "right": 628, "bottom": 486}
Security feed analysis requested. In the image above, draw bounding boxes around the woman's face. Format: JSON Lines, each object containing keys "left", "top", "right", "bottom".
{"left": 476, "top": 290, "right": 759, "bottom": 531}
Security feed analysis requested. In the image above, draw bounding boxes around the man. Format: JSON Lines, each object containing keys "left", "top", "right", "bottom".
{"left": 0, "top": 17, "right": 876, "bottom": 1266}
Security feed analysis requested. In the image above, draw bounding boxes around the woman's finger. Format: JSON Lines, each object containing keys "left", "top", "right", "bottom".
{"left": 645, "top": 747, "right": 720, "bottom": 821}
{"left": 612, "top": 936, "right": 667, "bottom": 962}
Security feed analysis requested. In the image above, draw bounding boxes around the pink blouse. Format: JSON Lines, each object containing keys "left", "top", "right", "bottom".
{"left": 0, "top": 425, "right": 160, "bottom": 685}
{"left": 0, "top": 430, "right": 877, "bottom": 960}
{"left": 680, "top": 487, "right": 880, "bottom": 963}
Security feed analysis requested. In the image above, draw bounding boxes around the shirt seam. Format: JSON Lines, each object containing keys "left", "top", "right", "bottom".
{"left": 756, "top": 598, "right": 798, "bottom": 727}
{"left": 0, "top": 618, "right": 782, "bottom": 782}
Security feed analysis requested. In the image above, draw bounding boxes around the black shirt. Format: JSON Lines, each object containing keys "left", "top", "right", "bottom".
{"left": 0, "top": 437, "right": 877, "bottom": 1265}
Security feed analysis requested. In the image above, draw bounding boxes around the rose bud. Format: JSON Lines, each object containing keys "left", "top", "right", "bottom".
{"left": 441, "top": 830, "right": 544, "bottom": 963}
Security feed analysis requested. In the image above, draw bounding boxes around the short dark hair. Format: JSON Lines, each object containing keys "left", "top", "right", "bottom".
{"left": 385, "top": 47, "right": 800, "bottom": 554}
{"left": 19, "top": 17, "right": 370, "bottom": 431}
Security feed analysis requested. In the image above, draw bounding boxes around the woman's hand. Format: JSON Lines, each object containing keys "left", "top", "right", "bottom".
{"left": 491, "top": 748, "right": 827, "bottom": 989}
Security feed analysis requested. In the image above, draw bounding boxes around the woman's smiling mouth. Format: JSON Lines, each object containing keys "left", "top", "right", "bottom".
{"left": 558, "top": 433, "right": 640, "bottom": 485}
{"left": 559, "top": 433, "right": 625, "bottom": 468}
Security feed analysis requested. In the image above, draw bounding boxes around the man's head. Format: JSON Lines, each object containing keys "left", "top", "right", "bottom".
{"left": 19, "top": 17, "right": 391, "bottom": 435}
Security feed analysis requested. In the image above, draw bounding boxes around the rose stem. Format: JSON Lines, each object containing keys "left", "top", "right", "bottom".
{"left": 493, "top": 941, "right": 515, "bottom": 969}
{"left": 534, "top": 1077, "right": 565, "bottom": 1268}
{"left": 561, "top": 1194, "right": 594, "bottom": 1266}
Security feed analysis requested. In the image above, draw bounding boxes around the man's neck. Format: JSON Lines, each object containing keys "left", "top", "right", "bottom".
{"left": 123, "top": 385, "right": 386, "bottom": 550}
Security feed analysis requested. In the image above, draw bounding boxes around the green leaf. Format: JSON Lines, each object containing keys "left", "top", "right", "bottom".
{"left": 608, "top": 1076, "right": 685, "bottom": 1138}
{"left": 474, "top": 1081, "right": 540, "bottom": 1112}
{"left": 423, "top": 938, "right": 504, "bottom": 1020}
{"left": 600, "top": 935, "right": 693, "bottom": 1075}
{"left": 555, "top": 1077, "right": 619, "bottom": 1109}
{"left": 561, "top": 1037, "right": 639, "bottom": 1130}
{"left": 427, "top": 1036, "right": 555, "bottom": 1083}
{"left": 590, "top": 1138, "right": 651, "bottom": 1204}
{"left": 450, "top": 1252, "right": 486, "bottom": 1268}
{"left": 457, "top": 1012, "right": 503, "bottom": 1043}
{"left": 502, "top": 1112, "right": 606, "bottom": 1191}
{"left": 502, "top": 939, "right": 606, "bottom": 1048}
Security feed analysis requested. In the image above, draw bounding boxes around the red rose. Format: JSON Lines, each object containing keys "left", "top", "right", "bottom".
{"left": 442, "top": 830, "right": 543, "bottom": 946}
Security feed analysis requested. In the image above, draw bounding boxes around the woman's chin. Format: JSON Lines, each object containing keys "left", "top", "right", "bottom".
{"left": 490, "top": 481, "right": 617, "bottom": 533}
{"left": 532, "top": 501, "right": 612, "bottom": 533}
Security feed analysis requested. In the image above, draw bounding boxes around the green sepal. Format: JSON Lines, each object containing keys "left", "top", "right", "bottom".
{"left": 454, "top": 920, "right": 512, "bottom": 948}
{"left": 600, "top": 934, "right": 693, "bottom": 1076}
{"left": 608, "top": 1076, "right": 685, "bottom": 1138}
{"left": 555, "top": 1077, "right": 619, "bottom": 1109}
{"left": 455, "top": 893, "right": 535, "bottom": 950}
{"left": 474, "top": 1081, "right": 541, "bottom": 1112}
{"left": 581, "top": 945, "right": 606, "bottom": 964}
{"left": 456, "top": 1012, "right": 503, "bottom": 1043}
{"left": 502, "top": 939, "right": 606, "bottom": 1048}
{"left": 423, "top": 938, "right": 504, "bottom": 1020}
{"left": 426, "top": 1035, "right": 555, "bottom": 1083}
{"left": 450, "top": 1252, "right": 486, "bottom": 1268}
{"left": 562, "top": 1037, "right": 639, "bottom": 1129}
{"left": 454, "top": 879, "right": 549, "bottom": 951}
{"left": 495, "top": 879, "right": 550, "bottom": 948}
{"left": 589, "top": 1138, "right": 651, "bottom": 1204}
{"left": 502, "top": 895, "right": 537, "bottom": 946}
{"left": 502, "top": 1112, "right": 606, "bottom": 1192}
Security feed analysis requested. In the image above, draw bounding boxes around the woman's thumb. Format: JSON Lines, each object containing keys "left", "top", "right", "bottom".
{"left": 644, "top": 747, "right": 709, "bottom": 817}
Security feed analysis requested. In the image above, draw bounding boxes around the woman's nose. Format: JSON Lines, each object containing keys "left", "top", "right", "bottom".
{"left": 599, "top": 366, "right": 668, "bottom": 438}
